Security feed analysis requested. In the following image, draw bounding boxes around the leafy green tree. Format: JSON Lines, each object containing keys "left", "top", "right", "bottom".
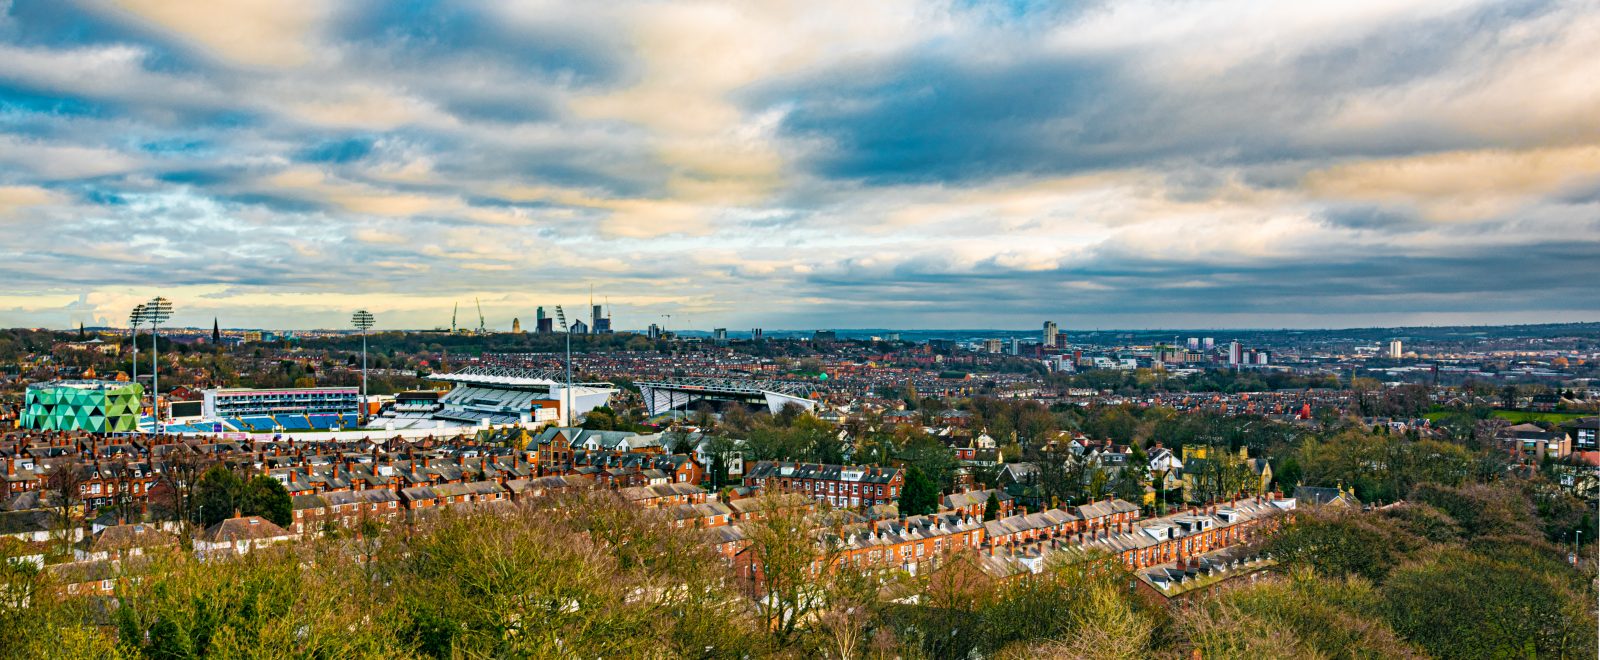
{"left": 1265, "top": 508, "right": 1421, "bottom": 581}
{"left": 240, "top": 475, "right": 292, "bottom": 528}
{"left": 897, "top": 432, "right": 957, "bottom": 490}
{"left": 580, "top": 405, "right": 627, "bottom": 430}
{"left": 193, "top": 465, "right": 245, "bottom": 528}
{"left": 977, "top": 552, "right": 1150, "bottom": 658}
{"left": 1110, "top": 466, "right": 1146, "bottom": 504}
{"left": 1173, "top": 572, "right": 1420, "bottom": 659}
{"left": 113, "top": 547, "right": 408, "bottom": 658}
{"left": 703, "top": 435, "right": 740, "bottom": 488}
{"left": 1407, "top": 482, "right": 1539, "bottom": 540}
{"left": 899, "top": 467, "right": 940, "bottom": 516}
{"left": 0, "top": 552, "right": 123, "bottom": 658}
{"left": 983, "top": 492, "right": 1001, "bottom": 521}
{"left": 1383, "top": 550, "right": 1596, "bottom": 658}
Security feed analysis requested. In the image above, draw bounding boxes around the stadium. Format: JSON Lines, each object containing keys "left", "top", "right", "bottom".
{"left": 635, "top": 377, "right": 818, "bottom": 417}
{"left": 373, "top": 366, "right": 618, "bottom": 430}
{"left": 157, "top": 367, "right": 618, "bottom": 436}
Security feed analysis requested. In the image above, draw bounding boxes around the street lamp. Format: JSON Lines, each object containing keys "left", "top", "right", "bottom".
{"left": 351, "top": 310, "right": 375, "bottom": 424}
{"left": 129, "top": 304, "right": 146, "bottom": 415}
{"left": 144, "top": 297, "right": 172, "bottom": 434}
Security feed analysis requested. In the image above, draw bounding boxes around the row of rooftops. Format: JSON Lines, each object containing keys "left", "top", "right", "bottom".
{"left": 745, "top": 460, "right": 902, "bottom": 484}
{"left": 1056, "top": 497, "right": 1292, "bottom": 557}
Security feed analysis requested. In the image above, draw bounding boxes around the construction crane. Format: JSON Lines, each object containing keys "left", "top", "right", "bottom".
{"left": 451, "top": 303, "right": 458, "bottom": 334}
{"left": 476, "top": 297, "right": 487, "bottom": 334}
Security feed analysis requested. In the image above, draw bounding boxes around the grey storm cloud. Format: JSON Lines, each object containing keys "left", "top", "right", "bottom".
{"left": 760, "top": 0, "right": 1574, "bottom": 185}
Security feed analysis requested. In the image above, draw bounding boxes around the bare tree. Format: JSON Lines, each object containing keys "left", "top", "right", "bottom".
{"left": 41, "top": 462, "right": 87, "bottom": 555}
{"left": 149, "top": 449, "right": 209, "bottom": 537}
{"left": 742, "top": 495, "right": 842, "bottom": 645}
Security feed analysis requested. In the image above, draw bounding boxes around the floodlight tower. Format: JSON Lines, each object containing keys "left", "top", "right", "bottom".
{"left": 144, "top": 297, "right": 172, "bottom": 433}
{"left": 352, "top": 310, "right": 375, "bottom": 424}
{"left": 129, "top": 304, "right": 146, "bottom": 415}
{"left": 555, "top": 305, "right": 572, "bottom": 427}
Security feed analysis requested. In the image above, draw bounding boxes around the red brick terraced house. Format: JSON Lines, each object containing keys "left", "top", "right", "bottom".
{"left": 744, "top": 461, "right": 904, "bottom": 508}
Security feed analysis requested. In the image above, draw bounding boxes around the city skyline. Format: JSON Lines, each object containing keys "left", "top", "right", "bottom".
{"left": 1, "top": 1, "right": 1598, "bottom": 330}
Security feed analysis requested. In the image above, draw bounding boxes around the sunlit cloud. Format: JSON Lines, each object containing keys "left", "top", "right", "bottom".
{"left": 0, "top": 0, "right": 1594, "bottom": 330}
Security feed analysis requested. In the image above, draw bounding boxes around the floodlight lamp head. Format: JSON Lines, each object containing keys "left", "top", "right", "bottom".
{"left": 144, "top": 297, "right": 173, "bottom": 324}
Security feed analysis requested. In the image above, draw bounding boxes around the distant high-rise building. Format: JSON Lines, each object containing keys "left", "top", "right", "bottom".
{"left": 1009, "top": 337, "right": 1020, "bottom": 355}
{"left": 1388, "top": 339, "right": 1403, "bottom": 358}
{"left": 1255, "top": 351, "right": 1270, "bottom": 365}
{"left": 535, "top": 307, "right": 553, "bottom": 333}
{"left": 752, "top": 328, "right": 763, "bottom": 341}
{"left": 591, "top": 304, "right": 613, "bottom": 334}
{"left": 814, "top": 330, "right": 837, "bottom": 342}
{"left": 511, "top": 317, "right": 522, "bottom": 333}
{"left": 571, "top": 319, "right": 589, "bottom": 335}
{"left": 1043, "top": 321, "right": 1059, "bottom": 348}
{"left": 1186, "top": 337, "right": 1199, "bottom": 350}
{"left": 714, "top": 328, "right": 728, "bottom": 343}
{"left": 1203, "top": 337, "right": 1215, "bottom": 350}
{"left": 983, "top": 338, "right": 1003, "bottom": 353}
{"left": 885, "top": 332, "right": 899, "bottom": 342}
{"left": 647, "top": 323, "right": 661, "bottom": 339}
{"left": 1228, "top": 341, "right": 1242, "bottom": 365}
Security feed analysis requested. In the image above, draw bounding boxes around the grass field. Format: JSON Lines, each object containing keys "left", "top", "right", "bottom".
{"left": 1425, "top": 409, "right": 1590, "bottom": 423}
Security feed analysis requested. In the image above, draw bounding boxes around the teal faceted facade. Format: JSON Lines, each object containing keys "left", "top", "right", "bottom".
{"left": 21, "top": 380, "right": 144, "bottom": 433}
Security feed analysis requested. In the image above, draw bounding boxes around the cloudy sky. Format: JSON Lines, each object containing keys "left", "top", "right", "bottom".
{"left": 0, "top": 0, "right": 1597, "bottom": 331}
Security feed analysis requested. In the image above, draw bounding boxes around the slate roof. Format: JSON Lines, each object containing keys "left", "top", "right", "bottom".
{"left": 745, "top": 461, "right": 900, "bottom": 484}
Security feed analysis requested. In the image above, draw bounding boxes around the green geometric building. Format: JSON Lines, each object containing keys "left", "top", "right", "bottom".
{"left": 21, "top": 380, "right": 145, "bottom": 433}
